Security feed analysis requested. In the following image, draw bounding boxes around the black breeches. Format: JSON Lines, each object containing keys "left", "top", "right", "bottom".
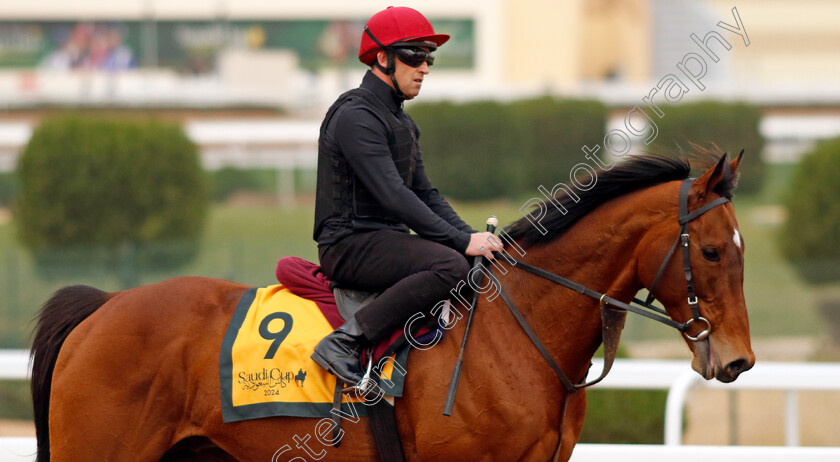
{"left": 319, "top": 229, "right": 469, "bottom": 343}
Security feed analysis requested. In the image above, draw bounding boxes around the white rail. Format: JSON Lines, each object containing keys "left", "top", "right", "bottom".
{"left": 586, "top": 358, "right": 840, "bottom": 447}
{"left": 0, "top": 350, "right": 29, "bottom": 380}
{"left": 571, "top": 444, "right": 840, "bottom": 461}
{"left": 658, "top": 361, "right": 840, "bottom": 446}
{"left": 0, "top": 438, "right": 34, "bottom": 462}
{"left": 0, "top": 350, "right": 32, "bottom": 462}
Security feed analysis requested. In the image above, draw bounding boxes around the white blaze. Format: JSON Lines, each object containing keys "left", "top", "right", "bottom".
{"left": 733, "top": 228, "right": 742, "bottom": 249}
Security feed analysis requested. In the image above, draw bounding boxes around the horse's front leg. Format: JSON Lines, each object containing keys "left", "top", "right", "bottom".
{"left": 554, "top": 390, "right": 587, "bottom": 462}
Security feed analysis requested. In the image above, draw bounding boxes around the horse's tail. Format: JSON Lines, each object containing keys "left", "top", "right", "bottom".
{"left": 30, "top": 285, "right": 111, "bottom": 462}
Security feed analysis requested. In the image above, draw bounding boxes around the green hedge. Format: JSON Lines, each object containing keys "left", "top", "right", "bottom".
{"left": 0, "top": 381, "right": 32, "bottom": 420}
{"left": 208, "top": 167, "right": 318, "bottom": 202}
{"left": 579, "top": 388, "right": 667, "bottom": 443}
{"left": 210, "top": 167, "right": 271, "bottom": 202}
{"left": 0, "top": 172, "right": 16, "bottom": 207}
{"left": 409, "top": 98, "right": 607, "bottom": 200}
{"left": 409, "top": 101, "right": 526, "bottom": 199}
{"left": 779, "top": 137, "right": 840, "bottom": 284}
{"left": 409, "top": 98, "right": 765, "bottom": 200}
{"left": 578, "top": 345, "right": 666, "bottom": 444}
{"left": 650, "top": 101, "right": 765, "bottom": 194}
{"left": 15, "top": 114, "right": 208, "bottom": 277}
{"left": 510, "top": 98, "right": 608, "bottom": 192}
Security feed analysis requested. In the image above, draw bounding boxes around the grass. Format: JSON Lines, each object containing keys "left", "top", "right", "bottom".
{"left": 0, "top": 381, "right": 31, "bottom": 420}
{"left": 722, "top": 163, "right": 835, "bottom": 339}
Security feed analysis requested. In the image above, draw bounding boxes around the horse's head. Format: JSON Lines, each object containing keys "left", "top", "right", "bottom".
{"left": 638, "top": 153, "right": 754, "bottom": 382}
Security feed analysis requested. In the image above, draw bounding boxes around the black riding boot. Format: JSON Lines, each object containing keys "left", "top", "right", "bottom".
{"left": 310, "top": 317, "right": 367, "bottom": 386}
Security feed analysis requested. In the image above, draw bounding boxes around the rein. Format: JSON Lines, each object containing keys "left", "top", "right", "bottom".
{"left": 490, "top": 178, "right": 730, "bottom": 389}
{"left": 443, "top": 177, "right": 732, "bottom": 455}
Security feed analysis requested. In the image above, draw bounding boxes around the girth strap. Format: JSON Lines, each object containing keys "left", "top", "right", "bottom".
{"left": 330, "top": 382, "right": 344, "bottom": 447}
{"left": 330, "top": 374, "right": 407, "bottom": 460}
{"left": 367, "top": 396, "right": 406, "bottom": 462}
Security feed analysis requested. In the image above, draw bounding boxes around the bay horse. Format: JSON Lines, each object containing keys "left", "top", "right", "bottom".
{"left": 30, "top": 151, "right": 754, "bottom": 461}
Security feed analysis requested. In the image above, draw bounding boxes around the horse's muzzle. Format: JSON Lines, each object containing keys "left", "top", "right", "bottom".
{"left": 716, "top": 357, "right": 754, "bottom": 383}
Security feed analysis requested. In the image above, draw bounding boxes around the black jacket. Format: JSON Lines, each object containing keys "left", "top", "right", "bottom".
{"left": 313, "top": 71, "right": 474, "bottom": 252}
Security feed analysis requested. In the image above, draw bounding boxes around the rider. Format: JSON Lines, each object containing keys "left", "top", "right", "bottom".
{"left": 311, "top": 6, "right": 502, "bottom": 386}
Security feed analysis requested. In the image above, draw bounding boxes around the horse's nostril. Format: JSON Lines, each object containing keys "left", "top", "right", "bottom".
{"left": 726, "top": 358, "right": 750, "bottom": 375}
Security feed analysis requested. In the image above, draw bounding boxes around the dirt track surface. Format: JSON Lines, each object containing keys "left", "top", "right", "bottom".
{"left": 684, "top": 389, "right": 840, "bottom": 446}
{"left": 0, "top": 420, "right": 33, "bottom": 437}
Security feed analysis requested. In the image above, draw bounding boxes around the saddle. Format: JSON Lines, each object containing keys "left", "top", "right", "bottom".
{"left": 275, "top": 257, "right": 445, "bottom": 462}
{"left": 332, "top": 286, "right": 378, "bottom": 322}
{"left": 333, "top": 286, "right": 455, "bottom": 327}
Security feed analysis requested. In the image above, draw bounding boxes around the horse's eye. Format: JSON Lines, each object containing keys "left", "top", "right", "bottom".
{"left": 702, "top": 248, "right": 720, "bottom": 262}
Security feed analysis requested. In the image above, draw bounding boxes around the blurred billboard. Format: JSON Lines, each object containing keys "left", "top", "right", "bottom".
{"left": 0, "top": 19, "right": 475, "bottom": 74}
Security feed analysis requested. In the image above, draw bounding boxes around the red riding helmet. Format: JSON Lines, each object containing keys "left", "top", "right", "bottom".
{"left": 358, "top": 6, "right": 450, "bottom": 66}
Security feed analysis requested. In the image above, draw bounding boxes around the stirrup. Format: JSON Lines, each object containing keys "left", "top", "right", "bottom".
{"left": 342, "top": 348, "right": 375, "bottom": 395}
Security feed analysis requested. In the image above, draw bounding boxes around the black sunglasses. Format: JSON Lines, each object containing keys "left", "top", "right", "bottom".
{"left": 393, "top": 47, "right": 435, "bottom": 68}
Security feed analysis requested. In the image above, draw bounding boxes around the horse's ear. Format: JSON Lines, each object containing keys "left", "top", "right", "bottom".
{"left": 691, "top": 153, "right": 728, "bottom": 199}
{"left": 730, "top": 149, "right": 744, "bottom": 174}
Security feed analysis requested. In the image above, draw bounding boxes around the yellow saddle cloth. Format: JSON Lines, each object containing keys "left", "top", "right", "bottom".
{"left": 220, "top": 285, "right": 407, "bottom": 423}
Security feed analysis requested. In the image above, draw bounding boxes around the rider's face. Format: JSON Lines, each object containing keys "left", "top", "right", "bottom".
{"left": 393, "top": 54, "right": 429, "bottom": 100}
{"left": 376, "top": 49, "right": 431, "bottom": 100}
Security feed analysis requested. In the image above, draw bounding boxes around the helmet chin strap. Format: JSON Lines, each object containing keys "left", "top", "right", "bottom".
{"left": 373, "top": 51, "right": 406, "bottom": 101}
{"left": 364, "top": 27, "right": 407, "bottom": 101}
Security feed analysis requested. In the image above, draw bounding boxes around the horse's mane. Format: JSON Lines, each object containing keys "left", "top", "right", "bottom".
{"left": 505, "top": 147, "right": 738, "bottom": 248}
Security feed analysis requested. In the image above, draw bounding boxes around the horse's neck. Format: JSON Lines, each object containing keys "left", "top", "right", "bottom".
{"left": 525, "top": 188, "right": 669, "bottom": 298}
{"left": 483, "top": 187, "right": 672, "bottom": 384}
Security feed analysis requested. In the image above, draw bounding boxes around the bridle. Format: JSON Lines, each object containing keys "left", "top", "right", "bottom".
{"left": 495, "top": 177, "right": 731, "bottom": 390}
{"left": 642, "top": 177, "right": 731, "bottom": 341}
{"left": 444, "top": 175, "right": 733, "bottom": 408}
{"left": 442, "top": 174, "right": 733, "bottom": 459}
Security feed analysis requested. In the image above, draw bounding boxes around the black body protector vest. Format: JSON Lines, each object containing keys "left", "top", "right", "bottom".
{"left": 313, "top": 88, "right": 417, "bottom": 240}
